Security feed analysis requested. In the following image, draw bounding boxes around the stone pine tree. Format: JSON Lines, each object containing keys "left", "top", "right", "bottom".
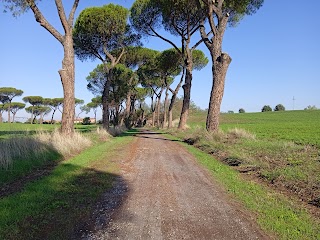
{"left": 159, "top": 49, "right": 208, "bottom": 128}
{"left": 8, "top": 102, "right": 26, "bottom": 122}
{"left": 195, "top": 0, "right": 264, "bottom": 132}
{"left": 23, "top": 96, "right": 43, "bottom": 124}
{"left": 0, "top": 87, "right": 23, "bottom": 123}
{"left": 73, "top": 4, "right": 140, "bottom": 129}
{"left": 117, "top": 46, "right": 158, "bottom": 126}
{"left": 3, "top": 0, "right": 80, "bottom": 135}
{"left": 130, "top": 0, "right": 206, "bottom": 130}
{"left": 43, "top": 98, "right": 64, "bottom": 124}
{"left": 25, "top": 106, "right": 51, "bottom": 124}
{"left": 154, "top": 49, "right": 182, "bottom": 128}
{"left": 86, "top": 64, "right": 133, "bottom": 127}
{"left": 87, "top": 98, "right": 102, "bottom": 124}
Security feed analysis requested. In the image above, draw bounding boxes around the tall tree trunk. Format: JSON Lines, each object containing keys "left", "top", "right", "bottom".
{"left": 102, "top": 84, "right": 109, "bottom": 130}
{"left": 125, "top": 76, "right": 133, "bottom": 120}
{"left": 51, "top": 109, "right": 56, "bottom": 124}
{"left": 151, "top": 95, "right": 155, "bottom": 127}
{"left": 0, "top": 112, "right": 3, "bottom": 123}
{"left": 178, "top": 66, "right": 192, "bottom": 130}
{"left": 168, "top": 94, "right": 176, "bottom": 129}
{"left": 12, "top": 113, "right": 16, "bottom": 123}
{"left": 162, "top": 87, "right": 169, "bottom": 128}
{"left": 59, "top": 33, "right": 75, "bottom": 135}
{"left": 7, "top": 102, "right": 11, "bottom": 123}
{"left": 156, "top": 88, "right": 164, "bottom": 127}
{"left": 125, "top": 93, "right": 131, "bottom": 118}
{"left": 206, "top": 52, "right": 232, "bottom": 132}
{"left": 115, "top": 104, "right": 120, "bottom": 126}
{"left": 40, "top": 112, "right": 44, "bottom": 124}
{"left": 94, "top": 110, "right": 97, "bottom": 124}
{"left": 30, "top": 107, "right": 34, "bottom": 125}
{"left": 168, "top": 68, "right": 185, "bottom": 128}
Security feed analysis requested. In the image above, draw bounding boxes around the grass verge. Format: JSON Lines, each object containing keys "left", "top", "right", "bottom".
{"left": 0, "top": 133, "right": 134, "bottom": 240}
{"left": 164, "top": 133, "right": 320, "bottom": 239}
{"left": 0, "top": 130, "right": 92, "bottom": 186}
{"left": 167, "top": 126, "right": 320, "bottom": 208}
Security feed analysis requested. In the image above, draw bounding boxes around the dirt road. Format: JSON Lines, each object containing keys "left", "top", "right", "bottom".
{"left": 80, "top": 130, "right": 269, "bottom": 239}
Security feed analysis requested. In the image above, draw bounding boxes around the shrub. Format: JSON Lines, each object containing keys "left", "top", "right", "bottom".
{"left": 274, "top": 104, "right": 285, "bottom": 111}
{"left": 261, "top": 105, "right": 272, "bottom": 112}
{"left": 239, "top": 108, "right": 245, "bottom": 113}
{"left": 82, "top": 117, "right": 91, "bottom": 125}
{"left": 304, "top": 105, "right": 318, "bottom": 110}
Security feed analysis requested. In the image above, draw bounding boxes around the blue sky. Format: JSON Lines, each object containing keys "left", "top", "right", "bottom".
{"left": 0, "top": 0, "right": 319, "bottom": 121}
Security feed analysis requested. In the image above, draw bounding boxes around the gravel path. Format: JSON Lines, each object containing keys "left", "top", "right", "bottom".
{"left": 79, "top": 130, "right": 269, "bottom": 240}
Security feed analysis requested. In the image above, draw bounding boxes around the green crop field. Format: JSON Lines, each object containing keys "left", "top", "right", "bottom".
{"left": 189, "top": 110, "right": 320, "bottom": 147}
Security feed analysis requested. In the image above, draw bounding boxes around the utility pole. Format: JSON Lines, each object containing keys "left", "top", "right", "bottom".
{"left": 293, "top": 96, "right": 296, "bottom": 110}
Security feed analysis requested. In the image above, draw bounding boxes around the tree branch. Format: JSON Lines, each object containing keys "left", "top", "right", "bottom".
{"left": 54, "top": 0, "right": 69, "bottom": 33}
{"left": 218, "top": 0, "right": 225, "bottom": 9}
{"left": 115, "top": 47, "right": 126, "bottom": 65}
{"left": 149, "top": 25, "right": 181, "bottom": 54}
{"left": 26, "top": 0, "right": 64, "bottom": 44}
{"left": 103, "top": 42, "right": 116, "bottom": 66}
{"left": 199, "top": 19, "right": 212, "bottom": 49}
{"left": 68, "top": 0, "right": 80, "bottom": 26}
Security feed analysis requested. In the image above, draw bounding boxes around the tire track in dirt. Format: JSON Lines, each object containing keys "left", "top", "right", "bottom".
{"left": 81, "top": 130, "right": 270, "bottom": 240}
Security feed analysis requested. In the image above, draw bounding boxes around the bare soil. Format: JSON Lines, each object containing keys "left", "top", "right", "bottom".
{"left": 78, "top": 130, "right": 270, "bottom": 240}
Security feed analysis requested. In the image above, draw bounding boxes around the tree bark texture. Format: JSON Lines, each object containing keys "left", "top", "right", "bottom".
{"left": 102, "top": 80, "right": 110, "bottom": 130}
{"left": 156, "top": 88, "right": 164, "bottom": 127}
{"left": 7, "top": 103, "right": 11, "bottom": 123}
{"left": 206, "top": 51, "right": 232, "bottom": 132}
{"left": 178, "top": 66, "right": 192, "bottom": 130}
{"left": 162, "top": 87, "right": 169, "bottom": 128}
{"left": 59, "top": 33, "right": 75, "bottom": 135}
{"left": 168, "top": 68, "right": 185, "bottom": 129}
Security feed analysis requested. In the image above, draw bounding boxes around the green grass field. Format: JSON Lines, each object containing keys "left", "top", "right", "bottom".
{"left": 189, "top": 110, "right": 320, "bottom": 147}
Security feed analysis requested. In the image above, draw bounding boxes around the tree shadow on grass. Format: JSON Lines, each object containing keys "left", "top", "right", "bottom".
{"left": 0, "top": 138, "right": 63, "bottom": 191}
{"left": 0, "top": 162, "right": 128, "bottom": 240}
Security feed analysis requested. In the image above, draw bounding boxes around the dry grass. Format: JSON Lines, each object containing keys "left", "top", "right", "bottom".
{"left": 96, "top": 127, "right": 112, "bottom": 141}
{"left": 0, "top": 129, "right": 92, "bottom": 170}
{"left": 0, "top": 137, "right": 50, "bottom": 170}
{"left": 227, "top": 127, "right": 256, "bottom": 140}
{"left": 37, "top": 129, "right": 92, "bottom": 157}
